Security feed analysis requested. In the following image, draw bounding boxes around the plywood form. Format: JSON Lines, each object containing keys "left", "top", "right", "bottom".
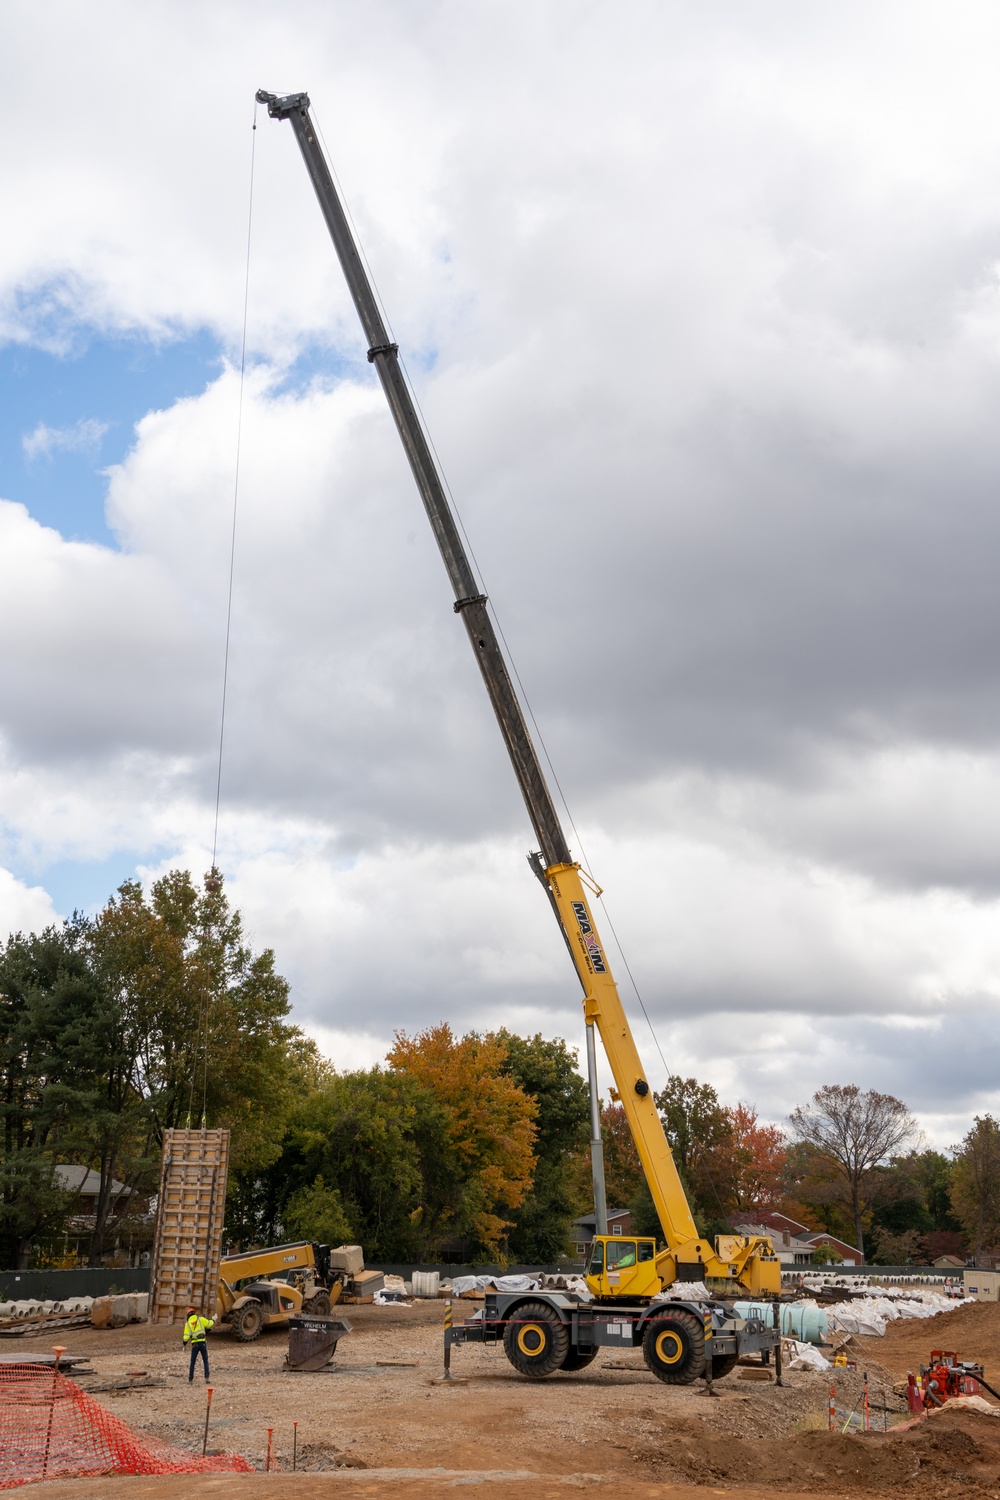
{"left": 148, "top": 1128, "right": 230, "bottom": 1324}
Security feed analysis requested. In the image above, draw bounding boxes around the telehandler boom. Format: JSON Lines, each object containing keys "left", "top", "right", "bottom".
{"left": 258, "top": 90, "right": 781, "bottom": 1383}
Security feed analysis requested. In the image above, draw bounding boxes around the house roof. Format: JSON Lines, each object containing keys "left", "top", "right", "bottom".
{"left": 572, "top": 1209, "right": 631, "bottom": 1230}
{"left": 732, "top": 1211, "right": 860, "bottom": 1262}
{"left": 55, "top": 1164, "right": 131, "bottom": 1198}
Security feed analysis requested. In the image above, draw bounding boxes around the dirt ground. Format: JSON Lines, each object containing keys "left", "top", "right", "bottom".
{"left": 10, "top": 1298, "right": 1000, "bottom": 1499}
{"left": 851, "top": 1296, "right": 1000, "bottom": 1381}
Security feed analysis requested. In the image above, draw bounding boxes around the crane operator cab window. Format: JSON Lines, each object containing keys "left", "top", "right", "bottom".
{"left": 586, "top": 1235, "right": 660, "bottom": 1300}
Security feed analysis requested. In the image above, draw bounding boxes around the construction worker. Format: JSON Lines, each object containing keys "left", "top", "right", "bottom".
{"left": 183, "top": 1306, "right": 214, "bottom": 1382}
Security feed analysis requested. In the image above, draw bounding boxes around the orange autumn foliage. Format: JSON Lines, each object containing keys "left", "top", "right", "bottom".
{"left": 387, "top": 1024, "right": 537, "bottom": 1257}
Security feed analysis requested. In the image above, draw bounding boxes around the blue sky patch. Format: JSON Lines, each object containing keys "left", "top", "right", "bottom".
{"left": 0, "top": 330, "right": 224, "bottom": 546}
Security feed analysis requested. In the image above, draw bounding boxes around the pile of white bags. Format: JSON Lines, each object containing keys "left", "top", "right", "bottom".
{"left": 784, "top": 1338, "right": 832, "bottom": 1372}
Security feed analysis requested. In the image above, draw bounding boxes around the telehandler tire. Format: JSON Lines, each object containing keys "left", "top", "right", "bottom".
{"left": 711, "top": 1352, "right": 739, "bottom": 1380}
{"left": 302, "top": 1291, "right": 332, "bottom": 1315}
{"left": 230, "top": 1301, "right": 265, "bottom": 1342}
{"left": 503, "top": 1300, "right": 570, "bottom": 1377}
{"left": 642, "top": 1311, "right": 705, "bottom": 1384}
{"left": 560, "top": 1347, "right": 598, "bottom": 1372}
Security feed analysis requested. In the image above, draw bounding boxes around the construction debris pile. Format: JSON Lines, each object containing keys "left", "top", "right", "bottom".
{"left": 0, "top": 1294, "right": 149, "bottom": 1339}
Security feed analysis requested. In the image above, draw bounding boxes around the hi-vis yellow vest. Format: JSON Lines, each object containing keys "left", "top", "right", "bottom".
{"left": 183, "top": 1314, "right": 213, "bottom": 1343}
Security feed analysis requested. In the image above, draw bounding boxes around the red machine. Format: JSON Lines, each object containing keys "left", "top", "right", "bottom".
{"left": 919, "top": 1350, "right": 994, "bottom": 1407}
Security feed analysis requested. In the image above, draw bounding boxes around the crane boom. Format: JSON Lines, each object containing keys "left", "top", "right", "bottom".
{"left": 258, "top": 90, "right": 779, "bottom": 1294}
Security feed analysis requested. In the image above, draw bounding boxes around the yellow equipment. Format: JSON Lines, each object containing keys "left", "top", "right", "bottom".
{"left": 547, "top": 861, "right": 780, "bottom": 1297}
{"left": 258, "top": 91, "right": 782, "bottom": 1382}
{"left": 216, "top": 1241, "right": 339, "bottom": 1342}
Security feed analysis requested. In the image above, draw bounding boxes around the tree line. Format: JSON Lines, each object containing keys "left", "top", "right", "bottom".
{"left": 2, "top": 871, "right": 997, "bottom": 1268}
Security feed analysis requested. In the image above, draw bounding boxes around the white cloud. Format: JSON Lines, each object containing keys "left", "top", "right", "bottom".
{"left": 22, "top": 418, "right": 109, "bottom": 462}
{"left": 2, "top": 1, "right": 1000, "bottom": 1145}
{"left": 0, "top": 867, "right": 59, "bottom": 938}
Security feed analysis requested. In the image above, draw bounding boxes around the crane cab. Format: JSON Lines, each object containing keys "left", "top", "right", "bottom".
{"left": 585, "top": 1235, "right": 661, "bottom": 1301}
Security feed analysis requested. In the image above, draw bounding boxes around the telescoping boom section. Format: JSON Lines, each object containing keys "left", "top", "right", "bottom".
{"left": 257, "top": 89, "right": 779, "bottom": 1301}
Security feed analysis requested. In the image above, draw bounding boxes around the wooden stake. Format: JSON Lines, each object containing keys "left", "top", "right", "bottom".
{"left": 202, "top": 1386, "right": 213, "bottom": 1455}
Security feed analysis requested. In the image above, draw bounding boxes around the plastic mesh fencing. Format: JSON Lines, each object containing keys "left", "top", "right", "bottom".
{"left": 0, "top": 1362, "right": 254, "bottom": 1488}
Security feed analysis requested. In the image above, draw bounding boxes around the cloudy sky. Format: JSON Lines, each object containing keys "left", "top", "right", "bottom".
{"left": 2, "top": 1, "right": 1000, "bottom": 1144}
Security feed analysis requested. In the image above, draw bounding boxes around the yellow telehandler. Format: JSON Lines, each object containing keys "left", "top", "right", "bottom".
{"left": 216, "top": 1241, "right": 346, "bottom": 1342}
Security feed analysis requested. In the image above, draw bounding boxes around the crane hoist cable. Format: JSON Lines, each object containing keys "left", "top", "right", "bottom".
{"left": 210, "top": 98, "right": 259, "bottom": 875}
{"left": 185, "top": 103, "right": 258, "bottom": 1131}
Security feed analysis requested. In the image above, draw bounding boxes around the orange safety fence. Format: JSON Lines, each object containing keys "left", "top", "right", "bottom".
{"left": 0, "top": 1362, "right": 254, "bottom": 1488}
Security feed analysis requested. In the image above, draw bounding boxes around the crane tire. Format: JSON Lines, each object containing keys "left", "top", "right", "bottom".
{"left": 641, "top": 1311, "right": 706, "bottom": 1384}
{"left": 302, "top": 1291, "right": 332, "bottom": 1315}
{"left": 503, "top": 1301, "right": 570, "bottom": 1377}
{"left": 560, "top": 1347, "right": 598, "bottom": 1372}
{"left": 230, "top": 1301, "right": 265, "bottom": 1342}
{"left": 711, "top": 1352, "right": 739, "bottom": 1380}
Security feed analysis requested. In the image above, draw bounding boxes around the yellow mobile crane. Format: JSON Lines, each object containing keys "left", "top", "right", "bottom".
{"left": 258, "top": 91, "right": 781, "bottom": 1384}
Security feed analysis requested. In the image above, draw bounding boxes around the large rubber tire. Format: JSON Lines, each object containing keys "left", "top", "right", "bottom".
{"left": 503, "top": 1301, "right": 570, "bottom": 1378}
{"left": 302, "top": 1291, "right": 332, "bottom": 1315}
{"left": 711, "top": 1352, "right": 739, "bottom": 1381}
{"left": 230, "top": 1301, "right": 265, "bottom": 1342}
{"left": 560, "top": 1347, "right": 599, "bottom": 1372}
{"left": 642, "top": 1312, "right": 706, "bottom": 1385}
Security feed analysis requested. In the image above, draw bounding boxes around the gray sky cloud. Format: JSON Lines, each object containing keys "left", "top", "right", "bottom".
{"left": 1, "top": 1, "right": 1000, "bottom": 1143}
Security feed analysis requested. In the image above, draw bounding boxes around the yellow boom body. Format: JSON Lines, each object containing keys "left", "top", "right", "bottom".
{"left": 548, "top": 862, "right": 780, "bottom": 1296}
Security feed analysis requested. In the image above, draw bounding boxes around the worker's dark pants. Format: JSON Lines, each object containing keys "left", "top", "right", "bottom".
{"left": 188, "top": 1341, "right": 209, "bottom": 1381}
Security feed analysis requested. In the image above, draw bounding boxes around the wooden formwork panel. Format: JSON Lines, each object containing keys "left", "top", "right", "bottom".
{"left": 148, "top": 1128, "right": 230, "bottom": 1324}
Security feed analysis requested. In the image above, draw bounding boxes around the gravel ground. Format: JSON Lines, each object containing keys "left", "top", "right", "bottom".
{"left": 9, "top": 1296, "right": 1000, "bottom": 1498}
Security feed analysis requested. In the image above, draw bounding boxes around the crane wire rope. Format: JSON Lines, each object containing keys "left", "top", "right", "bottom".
{"left": 211, "top": 98, "right": 259, "bottom": 874}
{"left": 187, "top": 101, "right": 258, "bottom": 1132}
{"left": 310, "top": 111, "right": 674, "bottom": 1091}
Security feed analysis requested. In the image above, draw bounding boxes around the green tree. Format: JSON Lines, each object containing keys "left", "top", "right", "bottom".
{"left": 388, "top": 1025, "right": 537, "bottom": 1260}
{"left": 0, "top": 924, "right": 109, "bottom": 1265}
{"left": 1, "top": 870, "right": 309, "bottom": 1267}
{"left": 952, "top": 1116, "right": 1000, "bottom": 1264}
{"left": 487, "top": 1030, "right": 588, "bottom": 1262}
{"left": 282, "top": 1174, "right": 353, "bottom": 1247}
{"left": 90, "top": 870, "right": 304, "bottom": 1176}
{"left": 272, "top": 1066, "right": 445, "bottom": 1260}
{"left": 654, "top": 1074, "right": 732, "bottom": 1223}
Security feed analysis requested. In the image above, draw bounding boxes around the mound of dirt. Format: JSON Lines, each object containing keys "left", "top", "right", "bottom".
{"left": 635, "top": 1405, "right": 1000, "bottom": 1495}
{"left": 853, "top": 1299, "right": 1000, "bottom": 1382}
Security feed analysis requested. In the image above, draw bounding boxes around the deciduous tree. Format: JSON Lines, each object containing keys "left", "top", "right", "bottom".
{"left": 713, "top": 1104, "right": 787, "bottom": 1215}
{"left": 487, "top": 1030, "right": 588, "bottom": 1262}
{"left": 788, "top": 1085, "right": 915, "bottom": 1258}
{"left": 952, "top": 1116, "right": 1000, "bottom": 1264}
{"left": 388, "top": 1025, "right": 537, "bottom": 1259}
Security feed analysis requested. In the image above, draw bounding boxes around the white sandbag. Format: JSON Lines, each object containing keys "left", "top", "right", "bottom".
{"left": 785, "top": 1338, "right": 831, "bottom": 1372}
{"left": 653, "top": 1281, "right": 711, "bottom": 1302}
{"left": 826, "top": 1305, "right": 887, "bottom": 1337}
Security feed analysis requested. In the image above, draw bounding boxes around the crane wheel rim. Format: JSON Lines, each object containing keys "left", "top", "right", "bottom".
{"left": 654, "top": 1329, "right": 684, "bottom": 1364}
{"left": 517, "top": 1323, "right": 546, "bottom": 1356}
